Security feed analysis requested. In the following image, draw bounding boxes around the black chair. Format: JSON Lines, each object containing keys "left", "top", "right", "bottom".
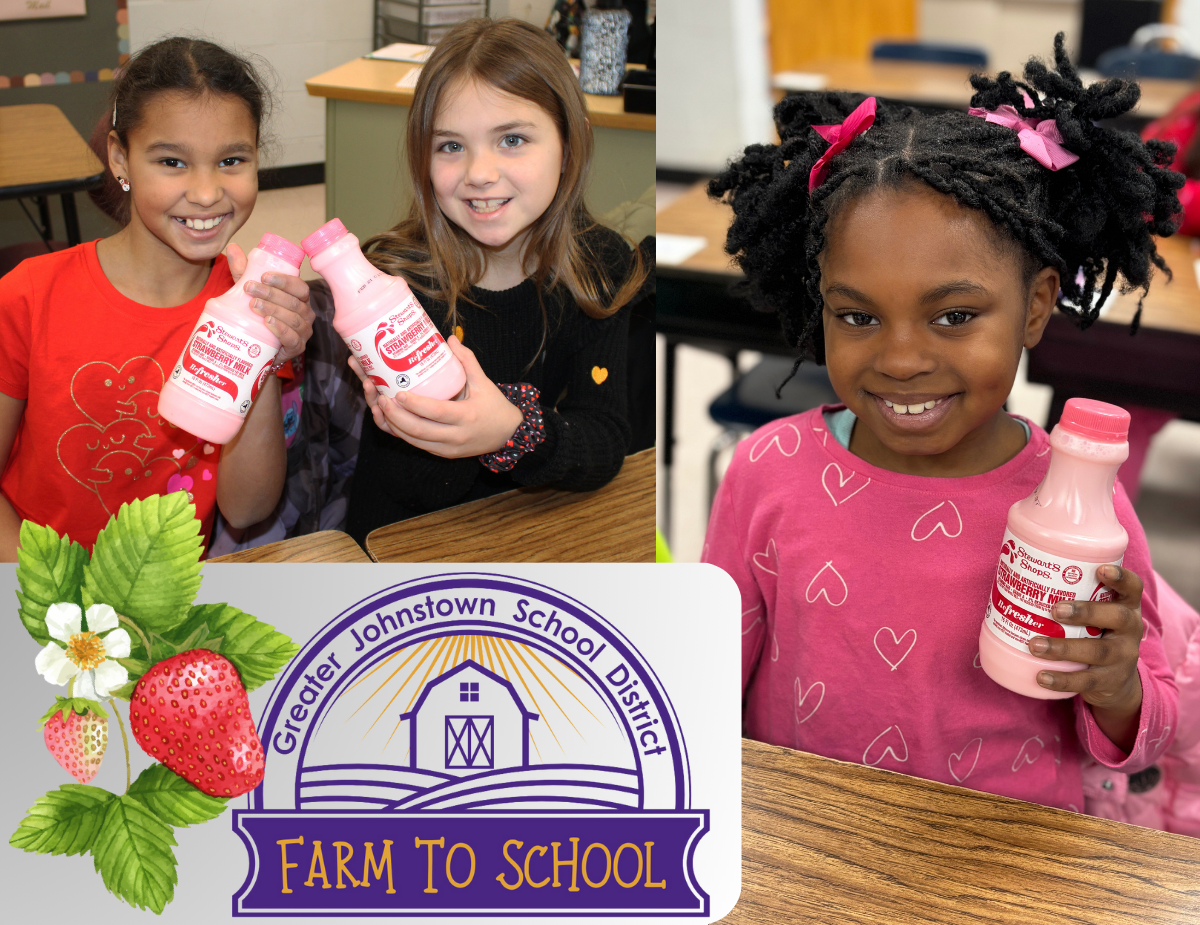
{"left": 872, "top": 41, "right": 987, "bottom": 68}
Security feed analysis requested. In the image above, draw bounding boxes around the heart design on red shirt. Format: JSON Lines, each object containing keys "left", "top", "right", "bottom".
{"left": 749, "top": 423, "right": 801, "bottom": 462}
{"left": 873, "top": 627, "right": 917, "bottom": 671}
{"left": 911, "top": 500, "right": 963, "bottom": 541}
{"left": 805, "top": 560, "right": 848, "bottom": 606}
{"left": 1011, "top": 735, "right": 1045, "bottom": 771}
{"left": 948, "top": 737, "right": 983, "bottom": 782}
{"left": 752, "top": 538, "right": 779, "bottom": 575}
{"left": 794, "top": 677, "right": 825, "bottom": 724}
{"left": 821, "top": 462, "right": 871, "bottom": 507}
{"left": 863, "top": 725, "right": 909, "bottom": 767}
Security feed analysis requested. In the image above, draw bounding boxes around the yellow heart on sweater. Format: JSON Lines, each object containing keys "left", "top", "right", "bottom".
{"left": 591, "top": 366, "right": 608, "bottom": 385}
{"left": 454, "top": 325, "right": 464, "bottom": 342}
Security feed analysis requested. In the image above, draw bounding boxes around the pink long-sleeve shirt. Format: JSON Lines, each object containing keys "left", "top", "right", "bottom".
{"left": 703, "top": 405, "right": 1177, "bottom": 811}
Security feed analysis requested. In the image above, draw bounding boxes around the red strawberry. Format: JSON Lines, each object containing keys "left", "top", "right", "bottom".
{"left": 130, "top": 649, "right": 264, "bottom": 797}
{"left": 43, "top": 707, "right": 108, "bottom": 784}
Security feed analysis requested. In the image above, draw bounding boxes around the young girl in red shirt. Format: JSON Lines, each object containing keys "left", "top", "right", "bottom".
{"left": 0, "top": 37, "right": 314, "bottom": 558}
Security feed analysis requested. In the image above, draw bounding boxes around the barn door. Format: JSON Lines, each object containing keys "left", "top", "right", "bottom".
{"left": 445, "top": 715, "right": 495, "bottom": 770}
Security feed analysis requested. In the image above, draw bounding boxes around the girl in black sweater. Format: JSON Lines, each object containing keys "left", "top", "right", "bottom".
{"left": 331, "top": 18, "right": 651, "bottom": 543}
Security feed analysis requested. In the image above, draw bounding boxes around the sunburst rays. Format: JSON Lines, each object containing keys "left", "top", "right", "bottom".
{"left": 338, "top": 634, "right": 607, "bottom": 761}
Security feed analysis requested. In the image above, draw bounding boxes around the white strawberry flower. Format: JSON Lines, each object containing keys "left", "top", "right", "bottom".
{"left": 34, "top": 602, "right": 131, "bottom": 699}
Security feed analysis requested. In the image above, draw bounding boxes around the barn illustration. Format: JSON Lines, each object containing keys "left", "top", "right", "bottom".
{"left": 400, "top": 660, "right": 539, "bottom": 777}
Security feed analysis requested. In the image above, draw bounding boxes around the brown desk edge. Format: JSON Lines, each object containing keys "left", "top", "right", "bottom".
{"left": 305, "top": 58, "right": 655, "bottom": 132}
{"left": 366, "top": 448, "right": 656, "bottom": 563}
{"left": 726, "top": 737, "right": 1200, "bottom": 924}
{"left": 207, "top": 530, "right": 371, "bottom": 563}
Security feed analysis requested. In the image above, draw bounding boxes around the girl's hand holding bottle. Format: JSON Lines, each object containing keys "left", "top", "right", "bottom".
{"left": 226, "top": 242, "right": 315, "bottom": 362}
{"left": 349, "top": 335, "right": 523, "bottom": 459}
{"left": 1031, "top": 564, "right": 1146, "bottom": 751}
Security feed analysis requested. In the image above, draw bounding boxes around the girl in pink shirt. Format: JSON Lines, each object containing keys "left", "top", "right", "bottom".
{"left": 703, "top": 35, "right": 1186, "bottom": 815}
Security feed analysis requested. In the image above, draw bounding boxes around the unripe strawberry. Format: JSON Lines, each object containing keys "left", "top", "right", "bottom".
{"left": 130, "top": 650, "right": 264, "bottom": 797}
{"left": 43, "top": 708, "right": 108, "bottom": 784}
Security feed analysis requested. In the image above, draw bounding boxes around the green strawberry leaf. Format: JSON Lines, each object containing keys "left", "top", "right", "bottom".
{"left": 84, "top": 493, "right": 203, "bottom": 635}
{"left": 128, "top": 764, "right": 229, "bottom": 827}
{"left": 37, "top": 696, "right": 109, "bottom": 727}
{"left": 9, "top": 785, "right": 117, "bottom": 856}
{"left": 15, "top": 521, "right": 87, "bottom": 645}
{"left": 92, "top": 794, "right": 178, "bottom": 914}
{"left": 160, "top": 604, "right": 299, "bottom": 692}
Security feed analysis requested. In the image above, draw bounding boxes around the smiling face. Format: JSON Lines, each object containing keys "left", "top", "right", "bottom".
{"left": 818, "top": 183, "right": 1057, "bottom": 476}
{"left": 108, "top": 90, "right": 258, "bottom": 265}
{"left": 430, "top": 77, "right": 563, "bottom": 263}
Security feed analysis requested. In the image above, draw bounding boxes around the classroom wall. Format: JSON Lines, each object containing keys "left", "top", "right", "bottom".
{"left": 0, "top": 0, "right": 125, "bottom": 248}
{"left": 658, "top": 0, "right": 773, "bottom": 173}
{"left": 127, "top": 0, "right": 376, "bottom": 168}
{"left": 919, "top": 0, "right": 1082, "bottom": 72}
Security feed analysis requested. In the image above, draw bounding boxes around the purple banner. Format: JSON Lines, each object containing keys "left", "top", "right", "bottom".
{"left": 233, "top": 811, "right": 709, "bottom": 916}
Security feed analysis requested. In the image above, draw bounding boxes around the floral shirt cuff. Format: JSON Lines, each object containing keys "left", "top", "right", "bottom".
{"left": 479, "top": 383, "right": 546, "bottom": 472}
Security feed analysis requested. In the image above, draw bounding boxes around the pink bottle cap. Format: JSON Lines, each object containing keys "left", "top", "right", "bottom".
{"left": 301, "top": 218, "right": 349, "bottom": 257}
{"left": 256, "top": 233, "right": 304, "bottom": 268}
{"left": 1059, "top": 398, "right": 1130, "bottom": 443}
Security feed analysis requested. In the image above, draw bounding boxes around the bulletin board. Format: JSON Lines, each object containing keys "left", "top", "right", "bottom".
{"left": 0, "top": 0, "right": 125, "bottom": 90}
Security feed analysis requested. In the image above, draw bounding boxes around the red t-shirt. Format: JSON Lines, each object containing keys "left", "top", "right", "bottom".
{"left": 0, "top": 241, "right": 233, "bottom": 551}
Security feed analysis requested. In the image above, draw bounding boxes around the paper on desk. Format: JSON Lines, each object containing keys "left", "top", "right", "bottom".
{"left": 368, "top": 42, "right": 434, "bottom": 63}
{"left": 395, "top": 66, "right": 422, "bottom": 89}
{"left": 773, "top": 71, "right": 828, "bottom": 92}
{"left": 658, "top": 233, "right": 708, "bottom": 266}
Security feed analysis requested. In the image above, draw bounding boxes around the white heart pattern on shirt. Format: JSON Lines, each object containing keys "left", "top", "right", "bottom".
{"left": 873, "top": 627, "right": 917, "bottom": 671}
{"left": 948, "top": 737, "right": 983, "bottom": 783}
{"left": 973, "top": 651, "right": 981, "bottom": 669}
{"left": 821, "top": 462, "right": 871, "bottom": 507}
{"left": 863, "top": 725, "right": 909, "bottom": 767}
{"left": 805, "top": 560, "right": 848, "bottom": 606}
{"left": 795, "top": 677, "right": 825, "bottom": 724}
{"left": 911, "top": 500, "right": 963, "bottom": 541}
{"left": 741, "top": 604, "right": 763, "bottom": 636}
{"left": 812, "top": 425, "right": 829, "bottom": 447}
{"left": 1012, "top": 735, "right": 1044, "bottom": 772}
{"left": 752, "top": 538, "right": 779, "bottom": 575}
{"left": 1149, "top": 725, "right": 1172, "bottom": 752}
{"left": 749, "top": 423, "right": 801, "bottom": 462}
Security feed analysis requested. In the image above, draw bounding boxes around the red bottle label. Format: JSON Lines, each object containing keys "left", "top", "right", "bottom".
{"left": 983, "top": 529, "right": 1119, "bottom": 652}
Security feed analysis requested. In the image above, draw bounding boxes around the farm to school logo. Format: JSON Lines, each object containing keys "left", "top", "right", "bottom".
{"left": 234, "top": 574, "right": 709, "bottom": 916}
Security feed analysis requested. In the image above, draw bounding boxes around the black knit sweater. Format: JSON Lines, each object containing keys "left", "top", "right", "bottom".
{"left": 343, "top": 226, "right": 650, "bottom": 542}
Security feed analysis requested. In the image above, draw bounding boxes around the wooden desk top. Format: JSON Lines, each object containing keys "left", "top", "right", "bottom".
{"left": 305, "top": 58, "right": 655, "bottom": 132}
{"left": 366, "top": 448, "right": 655, "bottom": 563}
{"left": 207, "top": 530, "right": 371, "bottom": 563}
{"left": 661, "top": 181, "right": 1200, "bottom": 337}
{"left": 780, "top": 57, "right": 1194, "bottom": 121}
{"left": 0, "top": 104, "right": 104, "bottom": 192}
{"left": 727, "top": 738, "right": 1200, "bottom": 924}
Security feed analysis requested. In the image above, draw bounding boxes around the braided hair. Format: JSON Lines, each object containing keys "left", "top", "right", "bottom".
{"left": 710, "top": 33, "right": 1184, "bottom": 368}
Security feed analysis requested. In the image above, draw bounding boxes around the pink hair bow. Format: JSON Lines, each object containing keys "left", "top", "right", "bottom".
{"left": 809, "top": 97, "right": 878, "bottom": 193}
{"left": 967, "top": 104, "right": 1079, "bottom": 171}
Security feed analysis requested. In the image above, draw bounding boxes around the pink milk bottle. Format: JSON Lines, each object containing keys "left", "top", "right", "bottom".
{"left": 301, "top": 219, "right": 465, "bottom": 401}
{"left": 979, "top": 398, "right": 1131, "bottom": 699}
{"left": 158, "top": 233, "right": 304, "bottom": 444}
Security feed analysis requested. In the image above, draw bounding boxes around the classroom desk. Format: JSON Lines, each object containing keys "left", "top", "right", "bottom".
{"left": 0, "top": 104, "right": 104, "bottom": 247}
{"left": 727, "top": 738, "right": 1200, "bottom": 923}
{"left": 776, "top": 57, "right": 1195, "bottom": 122}
{"left": 305, "top": 58, "right": 655, "bottom": 240}
{"left": 207, "top": 530, "right": 372, "bottom": 563}
{"left": 365, "top": 447, "right": 655, "bottom": 563}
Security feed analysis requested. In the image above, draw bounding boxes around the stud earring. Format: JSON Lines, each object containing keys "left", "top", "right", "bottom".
{"left": 117, "top": 176, "right": 130, "bottom": 192}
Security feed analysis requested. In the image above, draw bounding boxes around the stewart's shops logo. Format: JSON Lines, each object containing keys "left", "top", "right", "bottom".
{"left": 233, "top": 573, "right": 710, "bottom": 916}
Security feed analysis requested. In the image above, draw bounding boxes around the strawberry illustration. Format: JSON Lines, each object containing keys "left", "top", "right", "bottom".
{"left": 40, "top": 699, "right": 109, "bottom": 784}
{"left": 130, "top": 650, "right": 265, "bottom": 797}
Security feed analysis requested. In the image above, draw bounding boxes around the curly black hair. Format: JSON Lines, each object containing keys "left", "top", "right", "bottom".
{"left": 709, "top": 33, "right": 1184, "bottom": 367}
